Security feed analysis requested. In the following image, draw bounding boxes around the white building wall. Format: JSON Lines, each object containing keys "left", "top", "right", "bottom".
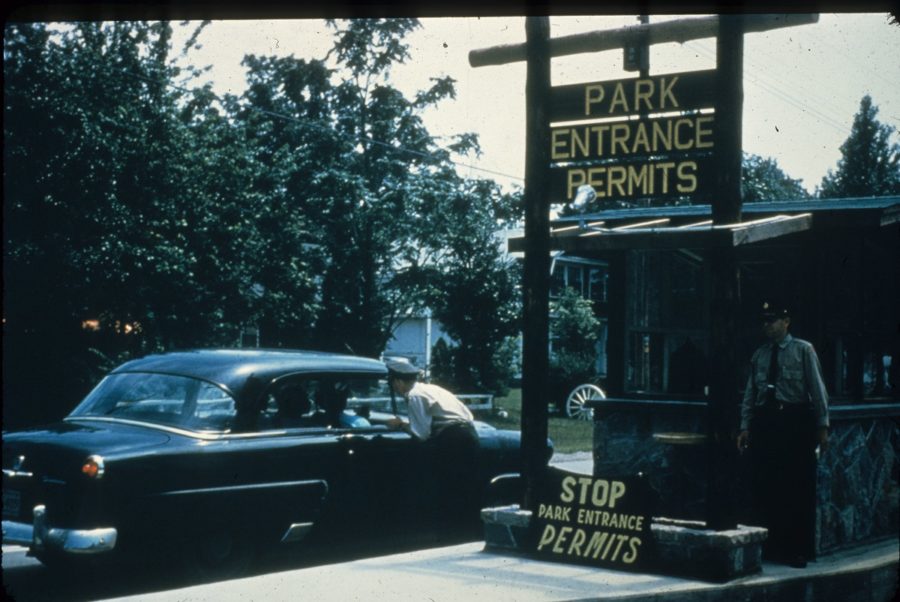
{"left": 384, "top": 314, "right": 451, "bottom": 375}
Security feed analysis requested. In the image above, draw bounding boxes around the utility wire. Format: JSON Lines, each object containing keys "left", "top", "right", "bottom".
{"left": 685, "top": 41, "right": 850, "bottom": 134}
{"left": 121, "top": 69, "right": 525, "bottom": 184}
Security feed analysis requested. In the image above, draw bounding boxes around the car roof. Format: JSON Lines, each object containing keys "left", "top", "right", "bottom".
{"left": 111, "top": 349, "right": 388, "bottom": 401}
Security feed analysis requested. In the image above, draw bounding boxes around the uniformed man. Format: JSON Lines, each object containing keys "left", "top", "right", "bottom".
{"left": 385, "top": 360, "right": 479, "bottom": 525}
{"left": 736, "top": 300, "right": 829, "bottom": 568}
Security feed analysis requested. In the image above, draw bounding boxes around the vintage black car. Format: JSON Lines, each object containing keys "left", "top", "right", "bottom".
{"left": 2, "top": 349, "right": 547, "bottom": 576}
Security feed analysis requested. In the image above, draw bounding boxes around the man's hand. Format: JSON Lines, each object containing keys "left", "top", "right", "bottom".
{"left": 736, "top": 430, "right": 750, "bottom": 451}
{"left": 817, "top": 427, "right": 829, "bottom": 453}
{"left": 386, "top": 416, "right": 407, "bottom": 431}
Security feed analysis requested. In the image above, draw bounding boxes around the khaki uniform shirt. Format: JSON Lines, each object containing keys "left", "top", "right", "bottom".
{"left": 404, "top": 382, "right": 474, "bottom": 441}
{"left": 740, "top": 334, "right": 830, "bottom": 431}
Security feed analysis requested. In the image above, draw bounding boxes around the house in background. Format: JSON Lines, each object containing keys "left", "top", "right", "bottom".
{"left": 383, "top": 309, "right": 450, "bottom": 376}
{"left": 550, "top": 252, "right": 610, "bottom": 378}
{"left": 383, "top": 229, "right": 611, "bottom": 383}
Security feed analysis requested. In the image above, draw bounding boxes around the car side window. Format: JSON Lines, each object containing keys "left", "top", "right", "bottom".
{"left": 257, "top": 376, "right": 383, "bottom": 432}
{"left": 260, "top": 380, "right": 316, "bottom": 430}
{"left": 188, "top": 382, "right": 237, "bottom": 432}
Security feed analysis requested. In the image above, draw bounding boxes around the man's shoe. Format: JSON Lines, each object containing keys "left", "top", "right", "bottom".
{"left": 787, "top": 555, "right": 807, "bottom": 568}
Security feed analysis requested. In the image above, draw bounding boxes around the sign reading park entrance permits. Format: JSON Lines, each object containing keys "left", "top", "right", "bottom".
{"left": 548, "top": 69, "right": 717, "bottom": 205}
{"left": 531, "top": 467, "right": 655, "bottom": 570}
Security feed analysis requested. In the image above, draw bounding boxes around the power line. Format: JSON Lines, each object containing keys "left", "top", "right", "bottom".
{"left": 685, "top": 41, "right": 850, "bottom": 134}
{"left": 121, "top": 69, "right": 525, "bottom": 184}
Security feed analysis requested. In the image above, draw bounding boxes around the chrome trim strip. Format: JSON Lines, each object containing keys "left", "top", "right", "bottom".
{"left": 63, "top": 417, "right": 342, "bottom": 440}
{"left": 157, "top": 479, "right": 328, "bottom": 498}
{"left": 64, "top": 417, "right": 227, "bottom": 440}
{"left": 280, "top": 522, "right": 314, "bottom": 544}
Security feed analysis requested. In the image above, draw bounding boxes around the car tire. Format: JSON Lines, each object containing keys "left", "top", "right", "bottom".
{"left": 179, "top": 526, "right": 256, "bottom": 581}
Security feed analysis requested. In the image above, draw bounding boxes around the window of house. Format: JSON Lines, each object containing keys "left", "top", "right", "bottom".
{"left": 551, "top": 259, "right": 609, "bottom": 302}
{"left": 589, "top": 267, "right": 608, "bottom": 303}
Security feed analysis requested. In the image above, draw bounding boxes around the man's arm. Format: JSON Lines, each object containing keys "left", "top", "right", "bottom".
{"left": 737, "top": 354, "right": 758, "bottom": 450}
{"left": 802, "top": 343, "right": 830, "bottom": 451}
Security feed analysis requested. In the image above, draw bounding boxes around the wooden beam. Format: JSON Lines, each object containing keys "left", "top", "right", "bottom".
{"left": 613, "top": 218, "right": 671, "bottom": 230}
{"left": 731, "top": 214, "right": 812, "bottom": 246}
{"left": 469, "top": 14, "right": 818, "bottom": 68}
{"left": 676, "top": 219, "right": 714, "bottom": 229}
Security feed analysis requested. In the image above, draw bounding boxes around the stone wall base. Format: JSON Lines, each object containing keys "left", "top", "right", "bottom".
{"left": 651, "top": 517, "right": 768, "bottom": 581}
{"left": 482, "top": 506, "right": 768, "bottom": 582}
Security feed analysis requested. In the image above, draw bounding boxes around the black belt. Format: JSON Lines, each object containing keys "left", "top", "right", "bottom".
{"left": 760, "top": 399, "right": 811, "bottom": 412}
{"left": 432, "top": 419, "right": 475, "bottom": 436}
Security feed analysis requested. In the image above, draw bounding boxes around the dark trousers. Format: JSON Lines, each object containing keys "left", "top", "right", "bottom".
{"left": 431, "top": 421, "right": 480, "bottom": 524}
{"left": 749, "top": 402, "right": 817, "bottom": 560}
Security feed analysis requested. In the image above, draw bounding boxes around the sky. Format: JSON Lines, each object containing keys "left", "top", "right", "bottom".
{"left": 171, "top": 14, "right": 900, "bottom": 196}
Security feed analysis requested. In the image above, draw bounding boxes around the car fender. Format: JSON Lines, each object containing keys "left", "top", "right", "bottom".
{"left": 131, "top": 478, "right": 330, "bottom": 547}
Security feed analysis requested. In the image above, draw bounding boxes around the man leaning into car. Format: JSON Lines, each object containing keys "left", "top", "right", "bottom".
{"left": 386, "top": 360, "right": 479, "bottom": 523}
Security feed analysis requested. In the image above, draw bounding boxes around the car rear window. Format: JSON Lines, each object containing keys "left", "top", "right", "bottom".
{"left": 68, "top": 373, "right": 236, "bottom": 432}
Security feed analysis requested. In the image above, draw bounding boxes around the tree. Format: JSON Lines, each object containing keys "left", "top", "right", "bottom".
{"left": 233, "top": 19, "right": 469, "bottom": 358}
{"left": 410, "top": 168, "right": 522, "bottom": 394}
{"left": 741, "top": 153, "right": 809, "bottom": 202}
{"left": 819, "top": 95, "right": 900, "bottom": 198}
{"left": 4, "top": 22, "right": 210, "bottom": 424}
{"left": 2, "top": 18, "right": 525, "bottom": 427}
{"left": 548, "top": 288, "right": 601, "bottom": 403}
{"left": 2, "top": 22, "right": 321, "bottom": 426}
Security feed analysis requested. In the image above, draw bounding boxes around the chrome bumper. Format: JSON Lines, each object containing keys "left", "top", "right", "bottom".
{"left": 2, "top": 504, "right": 117, "bottom": 555}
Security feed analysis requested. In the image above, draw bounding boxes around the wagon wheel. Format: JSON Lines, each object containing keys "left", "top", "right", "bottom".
{"left": 565, "top": 384, "right": 605, "bottom": 420}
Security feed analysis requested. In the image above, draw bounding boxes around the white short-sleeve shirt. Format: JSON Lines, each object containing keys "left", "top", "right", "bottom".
{"left": 404, "top": 382, "right": 474, "bottom": 441}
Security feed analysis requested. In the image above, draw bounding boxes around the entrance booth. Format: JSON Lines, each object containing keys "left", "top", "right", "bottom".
{"left": 511, "top": 195, "right": 899, "bottom": 555}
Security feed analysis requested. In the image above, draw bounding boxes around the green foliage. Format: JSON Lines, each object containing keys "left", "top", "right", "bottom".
{"left": 233, "top": 19, "right": 461, "bottom": 357}
{"left": 3, "top": 22, "right": 321, "bottom": 425}
{"left": 819, "top": 95, "right": 900, "bottom": 198}
{"left": 3, "top": 19, "right": 524, "bottom": 427}
{"left": 549, "top": 288, "right": 601, "bottom": 400}
{"left": 429, "top": 338, "right": 455, "bottom": 388}
{"left": 741, "top": 153, "right": 809, "bottom": 202}
{"left": 484, "top": 388, "right": 593, "bottom": 454}
{"left": 409, "top": 169, "right": 522, "bottom": 395}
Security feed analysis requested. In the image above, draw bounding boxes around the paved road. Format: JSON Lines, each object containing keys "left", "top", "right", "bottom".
{"left": 550, "top": 451, "right": 593, "bottom": 474}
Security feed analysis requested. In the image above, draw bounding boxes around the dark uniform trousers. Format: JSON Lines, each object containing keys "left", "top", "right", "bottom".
{"left": 430, "top": 420, "right": 480, "bottom": 525}
{"left": 749, "top": 400, "right": 817, "bottom": 560}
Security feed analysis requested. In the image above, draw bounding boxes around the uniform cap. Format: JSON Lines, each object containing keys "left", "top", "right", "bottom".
{"left": 385, "top": 359, "right": 421, "bottom": 379}
{"left": 761, "top": 300, "right": 790, "bottom": 320}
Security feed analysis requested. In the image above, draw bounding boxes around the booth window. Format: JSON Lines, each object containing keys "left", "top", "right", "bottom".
{"left": 625, "top": 250, "right": 708, "bottom": 396}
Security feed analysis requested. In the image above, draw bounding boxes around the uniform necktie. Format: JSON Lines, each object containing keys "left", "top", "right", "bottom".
{"left": 766, "top": 343, "right": 780, "bottom": 403}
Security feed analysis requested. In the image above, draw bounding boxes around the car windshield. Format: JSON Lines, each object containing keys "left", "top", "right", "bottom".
{"left": 68, "top": 373, "right": 236, "bottom": 432}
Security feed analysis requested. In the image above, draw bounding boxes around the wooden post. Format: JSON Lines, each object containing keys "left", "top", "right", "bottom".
{"left": 706, "top": 14, "right": 744, "bottom": 531}
{"left": 468, "top": 13, "right": 818, "bottom": 523}
{"left": 521, "top": 16, "right": 552, "bottom": 510}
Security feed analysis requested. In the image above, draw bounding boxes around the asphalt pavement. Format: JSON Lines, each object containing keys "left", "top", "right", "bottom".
{"left": 94, "top": 537, "right": 898, "bottom": 602}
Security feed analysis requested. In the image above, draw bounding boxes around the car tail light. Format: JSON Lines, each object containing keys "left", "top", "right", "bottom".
{"left": 81, "top": 455, "right": 105, "bottom": 479}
